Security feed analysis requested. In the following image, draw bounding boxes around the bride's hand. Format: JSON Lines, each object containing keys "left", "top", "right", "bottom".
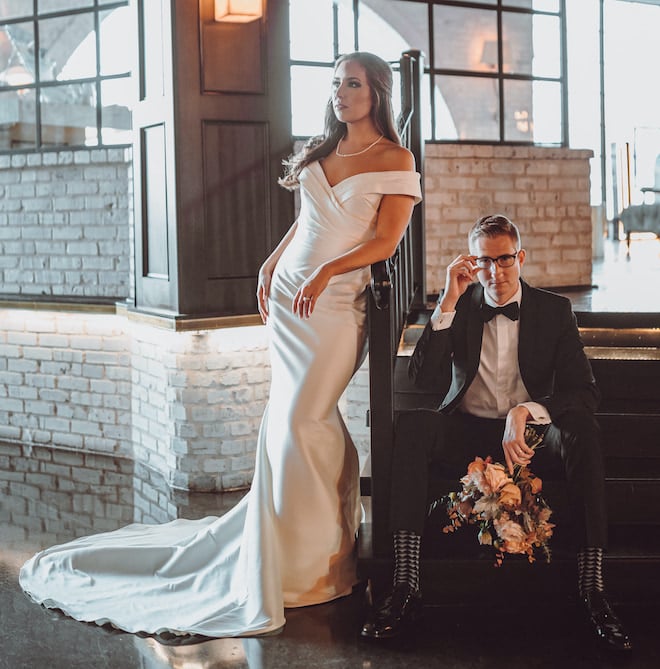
{"left": 293, "top": 265, "right": 331, "bottom": 319}
{"left": 257, "top": 265, "right": 272, "bottom": 324}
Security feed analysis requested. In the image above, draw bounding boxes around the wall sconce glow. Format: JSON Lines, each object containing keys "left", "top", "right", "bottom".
{"left": 479, "top": 39, "right": 511, "bottom": 70}
{"left": 215, "top": 0, "right": 262, "bottom": 23}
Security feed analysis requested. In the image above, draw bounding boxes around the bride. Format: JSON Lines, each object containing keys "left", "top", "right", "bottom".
{"left": 20, "top": 51, "right": 422, "bottom": 638}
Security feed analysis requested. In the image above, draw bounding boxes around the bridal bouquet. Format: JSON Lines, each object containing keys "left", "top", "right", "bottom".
{"left": 439, "top": 426, "right": 554, "bottom": 567}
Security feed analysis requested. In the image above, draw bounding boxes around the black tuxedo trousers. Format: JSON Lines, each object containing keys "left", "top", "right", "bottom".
{"left": 389, "top": 408, "right": 608, "bottom": 549}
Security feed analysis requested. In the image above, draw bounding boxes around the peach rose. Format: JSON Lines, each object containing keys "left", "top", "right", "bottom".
{"left": 484, "top": 463, "right": 511, "bottom": 492}
{"left": 461, "top": 457, "right": 489, "bottom": 493}
{"left": 498, "top": 482, "right": 522, "bottom": 508}
{"left": 494, "top": 518, "right": 528, "bottom": 554}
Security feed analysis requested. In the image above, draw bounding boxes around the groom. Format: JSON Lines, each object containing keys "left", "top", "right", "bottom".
{"left": 361, "top": 214, "right": 632, "bottom": 652}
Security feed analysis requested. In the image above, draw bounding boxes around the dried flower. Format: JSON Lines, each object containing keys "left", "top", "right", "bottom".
{"left": 440, "top": 425, "right": 554, "bottom": 566}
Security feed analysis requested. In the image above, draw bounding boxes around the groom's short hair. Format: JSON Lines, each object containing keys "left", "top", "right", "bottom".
{"left": 468, "top": 214, "right": 521, "bottom": 250}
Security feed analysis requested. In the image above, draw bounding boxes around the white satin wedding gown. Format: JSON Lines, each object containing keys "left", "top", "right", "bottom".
{"left": 19, "top": 161, "right": 422, "bottom": 637}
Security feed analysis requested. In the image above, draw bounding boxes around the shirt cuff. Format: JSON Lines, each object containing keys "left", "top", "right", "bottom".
{"left": 430, "top": 303, "right": 456, "bottom": 331}
{"left": 518, "top": 402, "right": 551, "bottom": 425}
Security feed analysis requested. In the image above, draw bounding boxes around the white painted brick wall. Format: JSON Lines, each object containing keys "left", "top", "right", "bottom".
{"left": 0, "top": 443, "right": 241, "bottom": 544}
{"left": 0, "top": 307, "right": 372, "bottom": 491}
{"left": 0, "top": 309, "right": 132, "bottom": 455}
{"left": 129, "top": 324, "right": 271, "bottom": 491}
{"left": 0, "top": 148, "right": 132, "bottom": 299}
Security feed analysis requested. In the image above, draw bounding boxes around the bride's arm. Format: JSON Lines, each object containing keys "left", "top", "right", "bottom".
{"left": 257, "top": 220, "right": 298, "bottom": 323}
{"left": 293, "top": 190, "right": 415, "bottom": 318}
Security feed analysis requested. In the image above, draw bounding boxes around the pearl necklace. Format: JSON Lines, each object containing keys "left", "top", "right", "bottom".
{"left": 335, "top": 134, "right": 383, "bottom": 157}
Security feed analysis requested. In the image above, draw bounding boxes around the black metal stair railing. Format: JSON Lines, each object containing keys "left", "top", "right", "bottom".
{"left": 366, "top": 50, "right": 425, "bottom": 557}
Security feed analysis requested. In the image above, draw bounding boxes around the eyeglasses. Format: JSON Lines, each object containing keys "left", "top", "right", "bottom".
{"left": 475, "top": 251, "right": 520, "bottom": 269}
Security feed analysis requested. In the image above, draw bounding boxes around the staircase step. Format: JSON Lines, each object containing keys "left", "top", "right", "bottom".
{"left": 591, "top": 358, "right": 660, "bottom": 411}
{"left": 357, "top": 522, "right": 660, "bottom": 604}
{"left": 580, "top": 327, "right": 660, "bottom": 348}
{"left": 599, "top": 413, "right": 660, "bottom": 458}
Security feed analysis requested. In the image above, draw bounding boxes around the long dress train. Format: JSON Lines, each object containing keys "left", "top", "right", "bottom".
{"left": 19, "top": 162, "right": 422, "bottom": 637}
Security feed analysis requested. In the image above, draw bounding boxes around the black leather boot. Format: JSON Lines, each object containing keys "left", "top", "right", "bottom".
{"left": 361, "top": 583, "right": 423, "bottom": 639}
{"left": 582, "top": 590, "right": 632, "bottom": 652}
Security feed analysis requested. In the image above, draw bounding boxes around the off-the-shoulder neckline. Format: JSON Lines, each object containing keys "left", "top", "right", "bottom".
{"left": 309, "top": 160, "right": 419, "bottom": 190}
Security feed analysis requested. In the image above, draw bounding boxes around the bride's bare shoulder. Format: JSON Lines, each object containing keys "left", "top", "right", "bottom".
{"left": 376, "top": 141, "right": 415, "bottom": 172}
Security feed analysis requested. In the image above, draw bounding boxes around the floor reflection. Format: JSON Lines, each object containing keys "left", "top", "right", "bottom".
{"left": 0, "top": 443, "right": 245, "bottom": 571}
{"left": 137, "top": 636, "right": 252, "bottom": 669}
{"left": 572, "top": 237, "right": 660, "bottom": 313}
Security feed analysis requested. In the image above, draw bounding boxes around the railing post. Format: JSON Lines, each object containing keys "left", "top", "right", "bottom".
{"left": 367, "top": 296, "right": 395, "bottom": 557}
{"left": 402, "top": 49, "right": 426, "bottom": 309}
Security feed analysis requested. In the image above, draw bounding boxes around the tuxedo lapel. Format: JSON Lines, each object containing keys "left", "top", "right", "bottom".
{"left": 466, "top": 284, "right": 484, "bottom": 379}
{"left": 517, "top": 280, "right": 535, "bottom": 376}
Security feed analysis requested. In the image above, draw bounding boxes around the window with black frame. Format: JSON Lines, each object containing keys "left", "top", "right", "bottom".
{"left": 0, "top": 0, "right": 132, "bottom": 153}
{"left": 289, "top": 0, "right": 567, "bottom": 146}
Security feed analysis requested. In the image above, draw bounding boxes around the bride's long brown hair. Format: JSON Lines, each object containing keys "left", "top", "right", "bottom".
{"left": 279, "top": 52, "right": 401, "bottom": 190}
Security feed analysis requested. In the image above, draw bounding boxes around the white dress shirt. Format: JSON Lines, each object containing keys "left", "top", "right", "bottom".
{"left": 429, "top": 284, "right": 550, "bottom": 423}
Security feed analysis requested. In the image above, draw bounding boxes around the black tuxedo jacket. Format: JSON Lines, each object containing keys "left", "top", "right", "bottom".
{"left": 408, "top": 280, "right": 600, "bottom": 424}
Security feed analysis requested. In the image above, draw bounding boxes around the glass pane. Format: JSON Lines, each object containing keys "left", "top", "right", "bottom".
{"left": 392, "top": 69, "right": 432, "bottom": 142}
{"left": 434, "top": 6, "right": 498, "bottom": 72}
{"left": 40, "top": 82, "right": 96, "bottom": 147}
{"left": 289, "top": 0, "right": 334, "bottom": 61}
{"left": 99, "top": 7, "right": 133, "bottom": 77}
{"left": 141, "top": 0, "right": 164, "bottom": 99}
{"left": 101, "top": 77, "right": 132, "bottom": 145}
{"left": 531, "top": 79, "right": 561, "bottom": 144}
{"left": 531, "top": 14, "right": 560, "bottom": 78}
{"left": 503, "top": 79, "right": 533, "bottom": 141}
{"left": 39, "top": 13, "right": 96, "bottom": 81}
{"left": 504, "top": 0, "right": 559, "bottom": 11}
{"left": 359, "top": 1, "right": 428, "bottom": 64}
{"left": 391, "top": 68, "right": 401, "bottom": 122}
{"left": 435, "top": 75, "right": 499, "bottom": 141}
{"left": 337, "top": 0, "right": 355, "bottom": 56}
{"left": 502, "top": 12, "right": 560, "bottom": 78}
{"left": 38, "top": 0, "right": 93, "bottom": 13}
{"left": 290, "top": 65, "right": 333, "bottom": 137}
{"left": 0, "top": 88, "right": 36, "bottom": 149}
{"left": 504, "top": 79, "right": 561, "bottom": 144}
{"left": 433, "top": 78, "right": 457, "bottom": 141}
{"left": 566, "top": 0, "right": 600, "bottom": 204}
{"left": 421, "top": 72, "right": 432, "bottom": 142}
{"left": 501, "top": 12, "right": 532, "bottom": 75}
{"left": 0, "top": 1, "right": 33, "bottom": 20}
{"left": 0, "top": 22, "right": 36, "bottom": 89}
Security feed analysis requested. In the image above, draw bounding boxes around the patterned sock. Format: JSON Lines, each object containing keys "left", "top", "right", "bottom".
{"left": 393, "top": 529, "right": 421, "bottom": 592}
{"left": 578, "top": 547, "right": 605, "bottom": 598}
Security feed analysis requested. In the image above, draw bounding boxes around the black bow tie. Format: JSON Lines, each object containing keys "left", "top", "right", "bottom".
{"left": 481, "top": 302, "right": 520, "bottom": 322}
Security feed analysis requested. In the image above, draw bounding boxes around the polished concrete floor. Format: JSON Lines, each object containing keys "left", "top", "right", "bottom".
{"left": 567, "top": 234, "right": 660, "bottom": 316}
{"left": 1, "top": 237, "right": 660, "bottom": 669}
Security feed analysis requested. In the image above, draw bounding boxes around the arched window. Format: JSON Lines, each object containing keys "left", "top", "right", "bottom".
{"left": 0, "top": 0, "right": 132, "bottom": 152}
